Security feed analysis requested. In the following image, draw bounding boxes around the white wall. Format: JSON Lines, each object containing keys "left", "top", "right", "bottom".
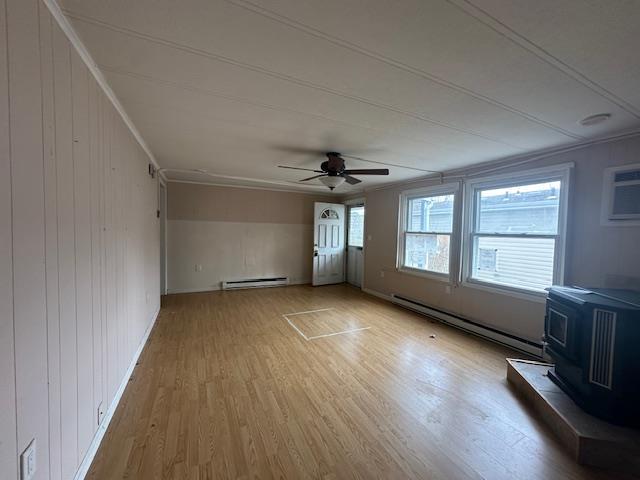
{"left": 166, "top": 182, "right": 334, "bottom": 293}
{"left": 0, "top": 1, "right": 160, "bottom": 479}
{"left": 352, "top": 135, "right": 640, "bottom": 343}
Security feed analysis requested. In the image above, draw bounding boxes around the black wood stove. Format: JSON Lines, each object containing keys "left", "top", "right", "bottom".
{"left": 544, "top": 286, "right": 640, "bottom": 426}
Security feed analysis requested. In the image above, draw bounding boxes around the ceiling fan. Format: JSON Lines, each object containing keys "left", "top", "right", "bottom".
{"left": 278, "top": 152, "right": 389, "bottom": 190}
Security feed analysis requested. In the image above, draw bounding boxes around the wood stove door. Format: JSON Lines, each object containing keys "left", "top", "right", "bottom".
{"left": 545, "top": 299, "right": 580, "bottom": 360}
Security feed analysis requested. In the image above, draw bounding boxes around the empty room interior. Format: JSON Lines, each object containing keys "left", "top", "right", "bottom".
{"left": 3, "top": 1, "right": 640, "bottom": 479}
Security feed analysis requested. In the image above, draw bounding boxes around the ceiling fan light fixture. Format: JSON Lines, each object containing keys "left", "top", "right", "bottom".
{"left": 319, "top": 175, "right": 345, "bottom": 190}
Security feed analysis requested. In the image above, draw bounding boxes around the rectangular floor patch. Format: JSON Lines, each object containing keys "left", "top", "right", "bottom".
{"left": 284, "top": 308, "right": 371, "bottom": 340}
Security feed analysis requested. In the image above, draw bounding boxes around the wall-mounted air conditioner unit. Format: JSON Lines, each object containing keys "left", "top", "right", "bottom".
{"left": 601, "top": 163, "right": 640, "bottom": 226}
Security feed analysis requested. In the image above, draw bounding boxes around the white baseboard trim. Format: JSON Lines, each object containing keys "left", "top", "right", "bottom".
{"left": 362, "top": 287, "right": 392, "bottom": 302}
{"left": 73, "top": 306, "right": 160, "bottom": 480}
{"left": 167, "top": 279, "right": 310, "bottom": 295}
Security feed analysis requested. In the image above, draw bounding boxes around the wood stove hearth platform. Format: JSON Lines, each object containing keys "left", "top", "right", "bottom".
{"left": 506, "top": 358, "right": 640, "bottom": 476}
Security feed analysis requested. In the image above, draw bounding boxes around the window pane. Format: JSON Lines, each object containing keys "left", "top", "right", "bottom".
{"left": 408, "top": 194, "right": 454, "bottom": 233}
{"left": 471, "top": 236, "right": 555, "bottom": 291}
{"left": 404, "top": 233, "right": 450, "bottom": 274}
{"left": 477, "top": 181, "right": 561, "bottom": 234}
{"left": 348, "top": 206, "right": 364, "bottom": 247}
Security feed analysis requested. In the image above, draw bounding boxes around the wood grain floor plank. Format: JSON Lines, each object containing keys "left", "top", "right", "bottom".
{"left": 86, "top": 284, "right": 624, "bottom": 479}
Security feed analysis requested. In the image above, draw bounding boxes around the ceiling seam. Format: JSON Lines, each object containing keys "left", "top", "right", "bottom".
{"left": 448, "top": 0, "right": 640, "bottom": 119}
{"left": 224, "top": 0, "right": 584, "bottom": 140}
{"left": 62, "top": 10, "right": 535, "bottom": 150}
{"left": 124, "top": 106, "right": 456, "bottom": 174}
{"left": 164, "top": 178, "right": 344, "bottom": 195}
{"left": 101, "top": 65, "right": 492, "bottom": 157}
{"left": 160, "top": 169, "right": 332, "bottom": 192}
{"left": 364, "top": 128, "right": 640, "bottom": 193}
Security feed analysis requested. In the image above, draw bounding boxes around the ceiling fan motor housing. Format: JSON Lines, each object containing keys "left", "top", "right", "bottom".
{"left": 323, "top": 152, "right": 345, "bottom": 175}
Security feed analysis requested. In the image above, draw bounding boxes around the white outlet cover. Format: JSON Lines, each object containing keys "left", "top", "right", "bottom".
{"left": 20, "top": 439, "right": 36, "bottom": 480}
{"left": 97, "top": 402, "right": 104, "bottom": 425}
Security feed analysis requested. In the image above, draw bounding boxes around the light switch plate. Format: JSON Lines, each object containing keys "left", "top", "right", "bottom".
{"left": 20, "top": 439, "right": 36, "bottom": 480}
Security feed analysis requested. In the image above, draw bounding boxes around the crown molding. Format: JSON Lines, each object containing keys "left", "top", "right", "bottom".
{"left": 41, "top": 0, "right": 160, "bottom": 169}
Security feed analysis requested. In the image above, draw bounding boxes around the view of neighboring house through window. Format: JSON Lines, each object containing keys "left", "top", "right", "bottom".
{"left": 395, "top": 166, "right": 569, "bottom": 295}
{"left": 466, "top": 168, "right": 569, "bottom": 294}
{"left": 399, "top": 186, "right": 457, "bottom": 276}
{"left": 348, "top": 205, "right": 365, "bottom": 247}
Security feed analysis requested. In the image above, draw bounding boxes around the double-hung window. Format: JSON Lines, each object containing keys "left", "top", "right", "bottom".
{"left": 464, "top": 165, "right": 571, "bottom": 295}
{"left": 398, "top": 184, "right": 459, "bottom": 279}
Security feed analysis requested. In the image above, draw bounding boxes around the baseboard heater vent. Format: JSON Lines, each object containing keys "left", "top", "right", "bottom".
{"left": 221, "top": 277, "right": 289, "bottom": 290}
{"left": 391, "top": 294, "right": 543, "bottom": 357}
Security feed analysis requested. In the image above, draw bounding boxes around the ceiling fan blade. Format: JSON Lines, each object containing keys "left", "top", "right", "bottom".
{"left": 278, "top": 165, "right": 324, "bottom": 173}
{"left": 341, "top": 174, "right": 362, "bottom": 185}
{"left": 300, "top": 174, "right": 326, "bottom": 182}
{"left": 342, "top": 168, "right": 389, "bottom": 175}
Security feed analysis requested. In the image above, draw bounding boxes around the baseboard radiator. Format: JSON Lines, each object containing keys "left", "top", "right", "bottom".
{"left": 221, "top": 277, "right": 289, "bottom": 290}
{"left": 391, "top": 294, "right": 543, "bottom": 357}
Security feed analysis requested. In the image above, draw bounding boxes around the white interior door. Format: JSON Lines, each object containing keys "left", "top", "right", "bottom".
{"left": 347, "top": 204, "right": 365, "bottom": 287}
{"left": 313, "top": 202, "right": 345, "bottom": 286}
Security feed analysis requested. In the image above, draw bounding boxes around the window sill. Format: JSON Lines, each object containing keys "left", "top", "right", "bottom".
{"left": 397, "top": 266, "right": 451, "bottom": 283}
{"left": 462, "top": 278, "right": 548, "bottom": 303}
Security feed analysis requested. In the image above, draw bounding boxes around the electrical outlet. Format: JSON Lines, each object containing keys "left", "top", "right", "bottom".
{"left": 97, "top": 402, "right": 105, "bottom": 425}
{"left": 445, "top": 285, "right": 451, "bottom": 294}
{"left": 195, "top": 264, "right": 202, "bottom": 272}
{"left": 380, "top": 270, "right": 385, "bottom": 278}
{"left": 20, "top": 439, "right": 36, "bottom": 480}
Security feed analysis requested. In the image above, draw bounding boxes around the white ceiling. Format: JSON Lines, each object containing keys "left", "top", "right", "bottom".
{"left": 60, "top": 0, "right": 640, "bottom": 194}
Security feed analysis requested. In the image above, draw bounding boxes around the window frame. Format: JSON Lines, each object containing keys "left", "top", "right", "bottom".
{"left": 397, "top": 182, "right": 461, "bottom": 282}
{"left": 600, "top": 162, "right": 640, "bottom": 227}
{"left": 462, "top": 163, "right": 573, "bottom": 301}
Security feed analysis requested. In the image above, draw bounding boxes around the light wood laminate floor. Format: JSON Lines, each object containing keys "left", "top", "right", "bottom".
{"left": 87, "top": 284, "right": 623, "bottom": 479}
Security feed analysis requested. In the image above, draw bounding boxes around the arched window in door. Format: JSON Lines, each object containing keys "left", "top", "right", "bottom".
{"left": 320, "top": 208, "right": 340, "bottom": 219}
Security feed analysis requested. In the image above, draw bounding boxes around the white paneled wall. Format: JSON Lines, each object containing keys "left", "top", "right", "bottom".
{"left": 0, "top": 1, "right": 160, "bottom": 479}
